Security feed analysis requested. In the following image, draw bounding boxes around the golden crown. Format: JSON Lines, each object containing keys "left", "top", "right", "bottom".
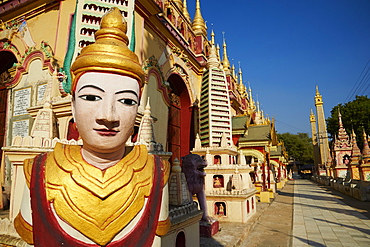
{"left": 70, "top": 7, "right": 144, "bottom": 93}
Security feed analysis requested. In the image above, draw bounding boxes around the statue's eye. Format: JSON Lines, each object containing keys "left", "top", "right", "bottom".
{"left": 79, "top": 95, "right": 102, "bottom": 101}
{"left": 119, "top": 99, "right": 137, "bottom": 106}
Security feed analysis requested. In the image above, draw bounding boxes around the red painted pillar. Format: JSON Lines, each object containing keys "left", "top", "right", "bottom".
{"left": 266, "top": 153, "right": 271, "bottom": 189}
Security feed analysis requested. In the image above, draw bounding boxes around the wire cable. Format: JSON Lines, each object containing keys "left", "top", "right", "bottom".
{"left": 345, "top": 59, "right": 370, "bottom": 102}
{"left": 274, "top": 119, "right": 308, "bottom": 133}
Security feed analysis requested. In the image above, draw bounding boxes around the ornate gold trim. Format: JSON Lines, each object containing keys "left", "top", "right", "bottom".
{"left": 156, "top": 217, "right": 171, "bottom": 236}
{"left": 45, "top": 143, "right": 154, "bottom": 245}
{"left": 23, "top": 158, "right": 33, "bottom": 189}
{"left": 162, "top": 159, "right": 171, "bottom": 185}
{"left": 14, "top": 213, "right": 34, "bottom": 244}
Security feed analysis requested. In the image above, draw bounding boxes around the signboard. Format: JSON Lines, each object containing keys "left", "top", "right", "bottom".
{"left": 37, "top": 83, "right": 47, "bottom": 102}
{"left": 13, "top": 87, "right": 31, "bottom": 116}
{"left": 12, "top": 119, "right": 29, "bottom": 137}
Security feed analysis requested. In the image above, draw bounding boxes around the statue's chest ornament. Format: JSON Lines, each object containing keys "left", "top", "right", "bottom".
{"left": 45, "top": 143, "right": 154, "bottom": 245}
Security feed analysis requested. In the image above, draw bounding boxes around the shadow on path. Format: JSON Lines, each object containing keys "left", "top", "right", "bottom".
{"left": 293, "top": 179, "right": 370, "bottom": 221}
{"left": 293, "top": 236, "right": 326, "bottom": 247}
{"left": 314, "top": 218, "right": 370, "bottom": 236}
{"left": 315, "top": 182, "right": 370, "bottom": 219}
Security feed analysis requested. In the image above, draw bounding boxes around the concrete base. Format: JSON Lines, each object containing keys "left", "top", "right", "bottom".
{"left": 268, "top": 189, "right": 275, "bottom": 199}
{"left": 200, "top": 220, "right": 220, "bottom": 238}
{"left": 259, "top": 191, "right": 270, "bottom": 203}
{"left": 277, "top": 180, "right": 286, "bottom": 189}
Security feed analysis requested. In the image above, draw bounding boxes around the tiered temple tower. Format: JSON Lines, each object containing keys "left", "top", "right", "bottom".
{"left": 310, "top": 109, "right": 320, "bottom": 170}
{"left": 360, "top": 130, "right": 370, "bottom": 181}
{"left": 313, "top": 86, "right": 330, "bottom": 175}
{"left": 199, "top": 43, "right": 232, "bottom": 147}
{"left": 332, "top": 111, "right": 352, "bottom": 178}
{"left": 350, "top": 129, "right": 361, "bottom": 180}
{"left": 192, "top": 39, "right": 256, "bottom": 223}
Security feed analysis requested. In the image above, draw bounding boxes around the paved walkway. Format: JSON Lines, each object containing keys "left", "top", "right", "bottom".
{"left": 240, "top": 181, "right": 294, "bottom": 247}
{"left": 292, "top": 179, "right": 370, "bottom": 247}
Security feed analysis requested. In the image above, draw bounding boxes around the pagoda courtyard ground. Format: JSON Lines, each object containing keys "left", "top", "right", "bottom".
{"left": 0, "top": 178, "right": 369, "bottom": 246}
{"left": 201, "top": 179, "right": 370, "bottom": 247}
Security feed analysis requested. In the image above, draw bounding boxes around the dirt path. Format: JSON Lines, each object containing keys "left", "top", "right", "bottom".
{"left": 240, "top": 181, "right": 294, "bottom": 247}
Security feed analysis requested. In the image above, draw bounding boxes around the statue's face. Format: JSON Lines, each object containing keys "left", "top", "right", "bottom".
{"left": 72, "top": 72, "right": 140, "bottom": 154}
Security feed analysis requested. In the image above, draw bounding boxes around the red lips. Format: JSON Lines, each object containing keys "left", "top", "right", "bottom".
{"left": 94, "top": 129, "right": 119, "bottom": 136}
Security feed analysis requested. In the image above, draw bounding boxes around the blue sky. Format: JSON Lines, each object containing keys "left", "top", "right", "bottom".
{"left": 186, "top": 0, "right": 370, "bottom": 135}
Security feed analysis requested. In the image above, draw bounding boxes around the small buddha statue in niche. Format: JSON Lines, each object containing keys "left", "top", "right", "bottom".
{"left": 14, "top": 8, "right": 170, "bottom": 246}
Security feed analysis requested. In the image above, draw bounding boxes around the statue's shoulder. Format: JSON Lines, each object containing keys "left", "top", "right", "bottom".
{"left": 23, "top": 143, "right": 74, "bottom": 187}
{"left": 23, "top": 151, "right": 50, "bottom": 188}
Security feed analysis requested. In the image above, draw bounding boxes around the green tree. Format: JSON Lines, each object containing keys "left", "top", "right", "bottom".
{"left": 326, "top": 96, "right": 370, "bottom": 149}
{"left": 277, "top": 133, "right": 314, "bottom": 164}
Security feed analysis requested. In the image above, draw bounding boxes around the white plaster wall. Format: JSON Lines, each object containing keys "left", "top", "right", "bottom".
{"left": 161, "top": 223, "right": 200, "bottom": 247}
{"left": 146, "top": 74, "right": 169, "bottom": 150}
{"left": 9, "top": 164, "right": 25, "bottom": 220}
{"left": 206, "top": 197, "right": 257, "bottom": 223}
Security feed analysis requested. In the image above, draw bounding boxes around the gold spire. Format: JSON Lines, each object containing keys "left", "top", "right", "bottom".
{"left": 207, "top": 42, "right": 220, "bottom": 68}
{"left": 192, "top": 0, "right": 207, "bottom": 36}
{"left": 222, "top": 38, "right": 230, "bottom": 71}
{"left": 314, "top": 85, "right": 323, "bottom": 106}
{"left": 216, "top": 44, "right": 221, "bottom": 61}
{"left": 248, "top": 87, "right": 256, "bottom": 112}
{"left": 70, "top": 8, "right": 144, "bottom": 93}
{"left": 362, "top": 129, "right": 370, "bottom": 162}
{"left": 238, "top": 67, "right": 246, "bottom": 94}
{"left": 211, "top": 29, "right": 215, "bottom": 45}
{"left": 231, "top": 64, "right": 236, "bottom": 78}
{"left": 310, "top": 108, "right": 316, "bottom": 123}
{"left": 238, "top": 67, "right": 243, "bottom": 85}
{"left": 183, "top": 0, "right": 191, "bottom": 22}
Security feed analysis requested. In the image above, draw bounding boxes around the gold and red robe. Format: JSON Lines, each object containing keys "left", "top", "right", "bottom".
{"left": 15, "top": 143, "right": 170, "bottom": 246}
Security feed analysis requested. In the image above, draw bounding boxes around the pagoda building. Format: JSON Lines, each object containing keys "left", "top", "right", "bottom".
{"left": 199, "top": 43, "right": 232, "bottom": 147}
{"left": 331, "top": 111, "right": 352, "bottom": 178}
{"left": 311, "top": 86, "right": 331, "bottom": 176}
{"left": 270, "top": 142, "right": 288, "bottom": 189}
{"left": 349, "top": 129, "right": 361, "bottom": 180}
{"left": 192, "top": 38, "right": 257, "bottom": 223}
{"left": 310, "top": 108, "right": 322, "bottom": 175}
{"left": 359, "top": 130, "right": 370, "bottom": 181}
{"left": 234, "top": 119, "right": 279, "bottom": 196}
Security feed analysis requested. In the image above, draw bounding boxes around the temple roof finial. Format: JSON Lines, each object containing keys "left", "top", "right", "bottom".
{"left": 238, "top": 62, "right": 243, "bottom": 85}
{"left": 338, "top": 109, "right": 343, "bottom": 127}
{"left": 222, "top": 32, "right": 230, "bottom": 71}
{"left": 231, "top": 64, "right": 236, "bottom": 78}
{"left": 211, "top": 29, "right": 215, "bottom": 45}
{"left": 216, "top": 44, "right": 221, "bottom": 61}
{"left": 192, "top": 0, "right": 207, "bottom": 36}
{"left": 207, "top": 42, "right": 220, "bottom": 68}
{"left": 182, "top": 0, "right": 191, "bottom": 22}
{"left": 362, "top": 129, "right": 370, "bottom": 162}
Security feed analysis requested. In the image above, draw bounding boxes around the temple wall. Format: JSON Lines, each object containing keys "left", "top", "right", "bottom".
{"left": 204, "top": 195, "right": 257, "bottom": 223}
{"left": 6, "top": 57, "right": 53, "bottom": 145}
{"left": 146, "top": 74, "right": 169, "bottom": 149}
{"left": 161, "top": 223, "right": 200, "bottom": 247}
